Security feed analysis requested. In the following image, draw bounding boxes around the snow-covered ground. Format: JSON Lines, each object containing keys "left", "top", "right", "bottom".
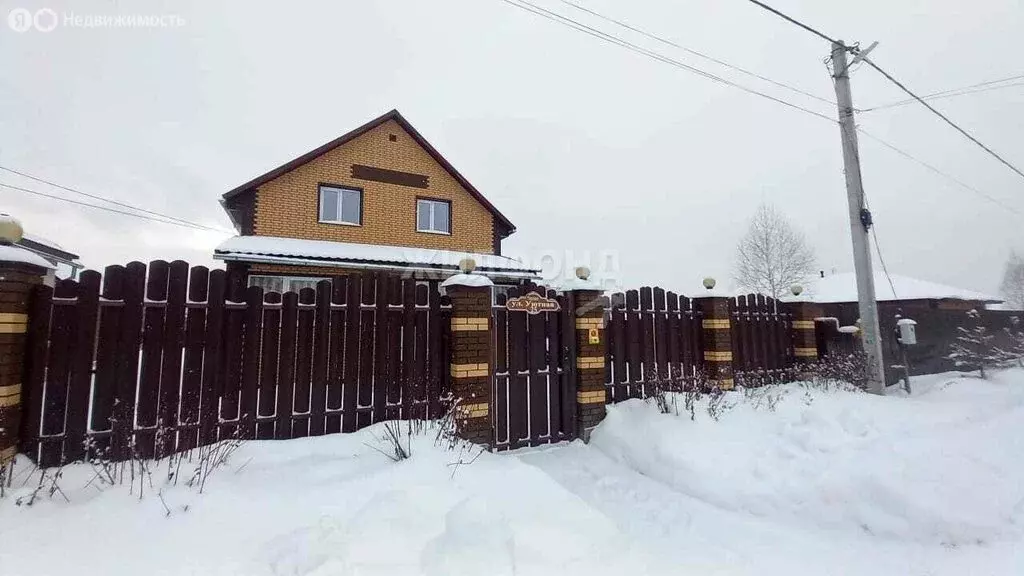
{"left": 3, "top": 370, "right": 1024, "bottom": 575}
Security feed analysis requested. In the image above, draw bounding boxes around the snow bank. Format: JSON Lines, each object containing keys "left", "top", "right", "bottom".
{"left": 3, "top": 371, "right": 1024, "bottom": 575}
{"left": 590, "top": 372, "right": 1024, "bottom": 546}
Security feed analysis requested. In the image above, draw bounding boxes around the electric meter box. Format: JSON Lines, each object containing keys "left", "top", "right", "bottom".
{"left": 897, "top": 318, "right": 917, "bottom": 345}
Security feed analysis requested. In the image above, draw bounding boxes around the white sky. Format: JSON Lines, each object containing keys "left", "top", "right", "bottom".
{"left": 1, "top": 0, "right": 1021, "bottom": 295}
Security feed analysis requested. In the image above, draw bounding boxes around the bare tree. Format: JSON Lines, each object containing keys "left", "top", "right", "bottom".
{"left": 733, "top": 203, "right": 815, "bottom": 298}
{"left": 1000, "top": 250, "right": 1024, "bottom": 310}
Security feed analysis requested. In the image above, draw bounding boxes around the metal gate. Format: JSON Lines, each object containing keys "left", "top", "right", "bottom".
{"left": 491, "top": 284, "right": 575, "bottom": 450}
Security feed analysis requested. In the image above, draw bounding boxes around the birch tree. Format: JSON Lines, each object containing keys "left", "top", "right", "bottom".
{"left": 733, "top": 203, "right": 815, "bottom": 298}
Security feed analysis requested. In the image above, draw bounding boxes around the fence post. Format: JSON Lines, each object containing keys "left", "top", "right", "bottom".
{"left": 0, "top": 216, "right": 50, "bottom": 472}
{"left": 569, "top": 267, "right": 607, "bottom": 442}
{"left": 441, "top": 259, "right": 493, "bottom": 446}
{"left": 786, "top": 290, "right": 823, "bottom": 370}
{"left": 695, "top": 278, "right": 734, "bottom": 390}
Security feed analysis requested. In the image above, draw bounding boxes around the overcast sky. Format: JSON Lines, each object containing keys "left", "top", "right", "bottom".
{"left": 1, "top": 0, "right": 1021, "bottom": 296}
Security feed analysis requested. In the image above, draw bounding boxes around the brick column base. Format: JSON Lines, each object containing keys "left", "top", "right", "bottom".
{"left": 787, "top": 300, "right": 824, "bottom": 373}
{"left": 573, "top": 289, "right": 607, "bottom": 441}
{"left": 696, "top": 295, "right": 734, "bottom": 390}
{"left": 445, "top": 283, "right": 493, "bottom": 446}
{"left": 0, "top": 258, "right": 47, "bottom": 469}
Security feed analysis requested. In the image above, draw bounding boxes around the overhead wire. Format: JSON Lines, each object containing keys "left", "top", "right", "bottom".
{"left": 0, "top": 165, "right": 231, "bottom": 233}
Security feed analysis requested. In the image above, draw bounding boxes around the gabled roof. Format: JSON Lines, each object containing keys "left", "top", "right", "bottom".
{"left": 221, "top": 109, "right": 515, "bottom": 234}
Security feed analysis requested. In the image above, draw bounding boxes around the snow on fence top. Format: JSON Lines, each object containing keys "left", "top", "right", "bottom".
{"left": 214, "top": 235, "right": 540, "bottom": 277}
{"left": 790, "top": 272, "right": 1002, "bottom": 304}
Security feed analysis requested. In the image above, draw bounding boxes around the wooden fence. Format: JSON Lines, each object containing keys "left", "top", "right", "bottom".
{"left": 603, "top": 287, "right": 704, "bottom": 402}
{"left": 20, "top": 261, "right": 450, "bottom": 467}
{"left": 729, "top": 294, "right": 794, "bottom": 385}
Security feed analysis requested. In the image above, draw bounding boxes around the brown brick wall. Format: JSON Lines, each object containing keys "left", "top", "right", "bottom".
{"left": 253, "top": 119, "right": 495, "bottom": 254}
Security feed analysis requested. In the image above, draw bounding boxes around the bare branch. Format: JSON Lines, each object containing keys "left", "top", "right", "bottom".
{"left": 733, "top": 203, "right": 815, "bottom": 298}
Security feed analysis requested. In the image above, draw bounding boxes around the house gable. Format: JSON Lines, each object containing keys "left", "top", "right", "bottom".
{"left": 222, "top": 110, "right": 514, "bottom": 255}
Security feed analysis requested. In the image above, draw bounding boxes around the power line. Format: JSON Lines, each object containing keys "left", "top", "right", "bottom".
{"left": 0, "top": 165, "right": 231, "bottom": 233}
{"left": 497, "top": 0, "right": 837, "bottom": 123}
{"left": 558, "top": 0, "right": 836, "bottom": 106}
{"left": 0, "top": 181, "right": 232, "bottom": 231}
{"left": 860, "top": 58, "right": 1024, "bottom": 182}
{"left": 856, "top": 128, "right": 1023, "bottom": 216}
{"left": 862, "top": 74, "right": 1024, "bottom": 112}
{"left": 742, "top": 0, "right": 841, "bottom": 46}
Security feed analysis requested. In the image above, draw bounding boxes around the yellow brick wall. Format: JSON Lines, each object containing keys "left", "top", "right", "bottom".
{"left": 253, "top": 119, "right": 495, "bottom": 254}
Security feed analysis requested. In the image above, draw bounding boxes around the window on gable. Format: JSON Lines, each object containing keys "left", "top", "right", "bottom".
{"left": 319, "top": 185, "right": 362, "bottom": 225}
{"left": 416, "top": 199, "right": 451, "bottom": 234}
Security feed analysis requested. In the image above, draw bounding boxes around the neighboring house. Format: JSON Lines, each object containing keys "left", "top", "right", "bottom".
{"left": 795, "top": 271, "right": 1011, "bottom": 383}
{"left": 214, "top": 109, "right": 539, "bottom": 295}
{"left": 16, "top": 233, "right": 83, "bottom": 284}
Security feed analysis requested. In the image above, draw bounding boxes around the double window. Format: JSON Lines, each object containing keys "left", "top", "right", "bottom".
{"left": 248, "top": 275, "right": 329, "bottom": 294}
{"left": 416, "top": 198, "right": 451, "bottom": 234}
{"left": 319, "top": 185, "right": 362, "bottom": 225}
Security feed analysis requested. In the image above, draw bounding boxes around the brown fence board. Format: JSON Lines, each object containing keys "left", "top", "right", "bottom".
{"left": 292, "top": 287, "right": 315, "bottom": 438}
{"left": 219, "top": 276, "right": 245, "bottom": 440}
{"left": 39, "top": 280, "right": 76, "bottom": 467}
{"left": 400, "top": 280, "right": 416, "bottom": 420}
{"left": 136, "top": 261, "right": 168, "bottom": 458}
{"left": 310, "top": 280, "right": 331, "bottom": 436}
{"left": 493, "top": 292, "right": 509, "bottom": 447}
{"left": 276, "top": 291, "right": 298, "bottom": 440}
{"left": 157, "top": 261, "right": 188, "bottom": 457}
{"left": 91, "top": 266, "right": 124, "bottom": 459}
{"left": 357, "top": 274, "right": 375, "bottom": 429}
{"left": 528, "top": 301, "right": 547, "bottom": 444}
{"left": 178, "top": 266, "right": 208, "bottom": 451}
{"left": 507, "top": 287, "right": 528, "bottom": 446}
{"left": 200, "top": 270, "right": 226, "bottom": 446}
{"left": 326, "top": 277, "right": 347, "bottom": 433}
{"left": 341, "top": 276, "right": 360, "bottom": 433}
{"left": 112, "top": 262, "right": 145, "bottom": 460}
{"left": 257, "top": 292, "right": 281, "bottom": 440}
{"left": 372, "top": 277, "right": 388, "bottom": 423}
{"left": 62, "top": 271, "right": 99, "bottom": 462}
{"left": 239, "top": 286, "right": 263, "bottom": 439}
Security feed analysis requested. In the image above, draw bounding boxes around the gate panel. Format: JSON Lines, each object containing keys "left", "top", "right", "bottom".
{"left": 492, "top": 284, "right": 571, "bottom": 450}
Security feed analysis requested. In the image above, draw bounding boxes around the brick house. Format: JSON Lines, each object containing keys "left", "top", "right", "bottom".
{"left": 215, "top": 110, "right": 539, "bottom": 294}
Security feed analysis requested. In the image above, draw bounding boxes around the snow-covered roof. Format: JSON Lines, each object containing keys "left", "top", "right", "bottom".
{"left": 214, "top": 235, "right": 540, "bottom": 278}
{"left": 0, "top": 244, "right": 56, "bottom": 269}
{"left": 790, "top": 272, "right": 1002, "bottom": 304}
{"left": 22, "top": 233, "right": 63, "bottom": 251}
{"left": 440, "top": 273, "right": 494, "bottom": 289}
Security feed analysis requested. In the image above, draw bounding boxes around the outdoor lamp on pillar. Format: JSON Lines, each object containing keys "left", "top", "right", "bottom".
{"left": 575, "top": 266, "right": 591, "bottom": 280}
{"left": 458, "top": 257, "right": 476, "bottom": 274}
{"left": 791, "top": 284, "right": 804, "bottom": 296}
{"left": 702, "top": 277, "right": 716, "bottom": 290}
{"left": 0, "top": 213, "right": 23, "bottom": 245}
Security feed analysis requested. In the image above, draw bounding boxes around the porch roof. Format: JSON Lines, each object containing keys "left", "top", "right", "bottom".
{"left": 213, "top": 235, "right": 540, "bottom": 278}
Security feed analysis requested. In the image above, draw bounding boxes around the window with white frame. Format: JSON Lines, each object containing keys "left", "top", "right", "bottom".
{"left": 319, "top": 185, "right": 362, "bottom": 225}
{"left": 248, "top": 275, "right": 330, "bottom": 295}
{"left": 416, "top": 198, "right": 451, "bottom": 234}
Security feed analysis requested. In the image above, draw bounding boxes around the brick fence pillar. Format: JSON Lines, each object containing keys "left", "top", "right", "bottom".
{"left": 695, "top": 280, "right": 734, "bottom": 390}
{"left": 570, "top": 267, "right": 607, "bottom": 441}
{"left": 787, "top": 296, "right": 824, "bottom": 368}
{"left": 0, "top": 216, "right": 49, "bottom": 471}
{"left": 441, "top": 262, "right": 493, "bottom": 446}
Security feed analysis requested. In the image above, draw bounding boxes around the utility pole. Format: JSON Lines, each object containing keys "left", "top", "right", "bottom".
{"left": 831, "top": 40, "right": 886, "bottom": 394}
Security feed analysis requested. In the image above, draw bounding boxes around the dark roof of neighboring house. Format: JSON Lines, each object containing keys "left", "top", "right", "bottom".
{"left": 221, "top": 109, "right": 516, "bottom": 234}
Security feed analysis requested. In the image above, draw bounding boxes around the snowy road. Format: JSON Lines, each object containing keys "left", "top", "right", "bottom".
{"left": 2, "top": 371, "right": 1023, "bottom": 575}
